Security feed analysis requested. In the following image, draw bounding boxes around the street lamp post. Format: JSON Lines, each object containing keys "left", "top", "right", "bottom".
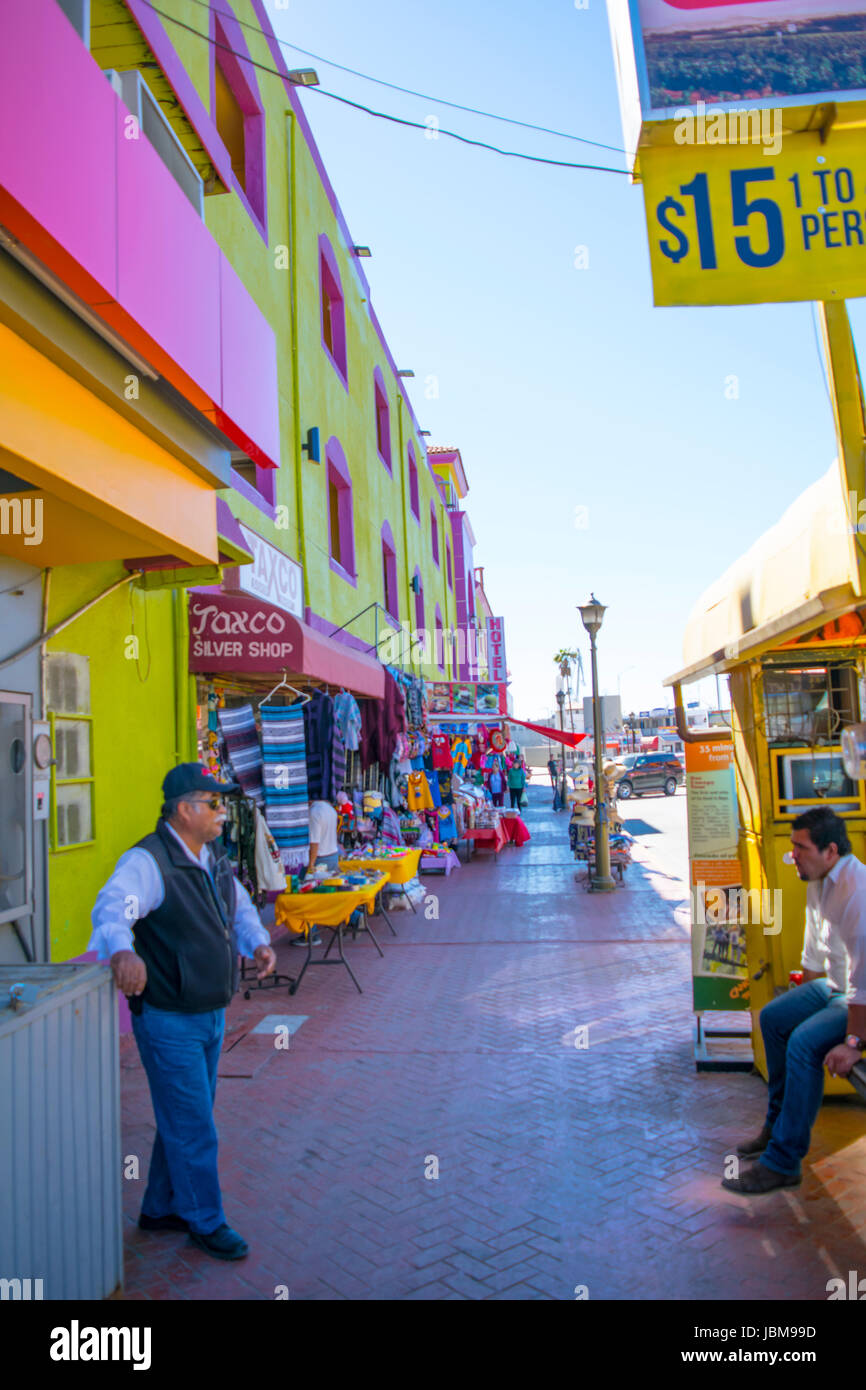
{"left": 555, "top": 685, "right": 567, "bottom": 812}
{"left": 578, "top": 595, "right": 617, "bottom": 892}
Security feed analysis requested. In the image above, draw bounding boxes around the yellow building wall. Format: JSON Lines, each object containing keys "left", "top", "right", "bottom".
{"left": 47, "top": 564, "right": 180, "bottom": 959}
{"left": 164, "top": 0, "right": 456, "bottom": 679}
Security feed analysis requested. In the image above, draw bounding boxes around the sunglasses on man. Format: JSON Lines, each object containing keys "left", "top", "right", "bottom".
{"left": 182, "top": 795, "right": 225, "bottom": 811}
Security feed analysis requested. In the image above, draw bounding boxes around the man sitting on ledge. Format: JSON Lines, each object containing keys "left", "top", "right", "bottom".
{"left": 723, "top": 807, "right": 866, "bottom": 1194}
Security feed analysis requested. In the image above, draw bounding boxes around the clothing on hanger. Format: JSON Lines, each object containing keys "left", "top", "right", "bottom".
{"left": 334, "top": 688, "right": 362, "bottom": 752}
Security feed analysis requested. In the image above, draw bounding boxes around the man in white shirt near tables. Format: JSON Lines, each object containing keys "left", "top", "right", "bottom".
{"left": 723, "top": 807, "right": 866, "bottom": 1194}
{"left": 90, "top": 764, "right": 276, "bottom": 1259}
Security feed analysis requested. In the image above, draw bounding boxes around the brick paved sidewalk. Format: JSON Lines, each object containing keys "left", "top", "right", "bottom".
{"left": 119, "top": 785, "right": 866, "bottom": 1300}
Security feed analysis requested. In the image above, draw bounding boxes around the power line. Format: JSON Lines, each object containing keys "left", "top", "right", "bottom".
{"left": 173, "top": 0, "right": 630, "bottom": 156}
{"left": 137, "top": 1, "right": 629, "bottom": 176}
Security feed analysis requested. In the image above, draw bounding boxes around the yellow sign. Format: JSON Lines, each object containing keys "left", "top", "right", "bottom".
{"left": 641, "top": 130, "right": 866, "bottom": 306}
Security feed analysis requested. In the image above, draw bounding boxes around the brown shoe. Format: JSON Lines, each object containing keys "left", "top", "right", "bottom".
{"left": 721, "top": 1161, "right": 801, "bottom": 1194}
{"left": 736, "top": 1123, "right": 773, "bottom": 1159}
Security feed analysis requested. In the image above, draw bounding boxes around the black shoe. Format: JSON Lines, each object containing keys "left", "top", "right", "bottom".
{"left": 138, "top": 1212, "right": 190, "bottom": 1232}
{"left": 189, "top": 1223, "right": 249, "bottom": 1261}
{"left": 736, "top": 1123, "right": 773, "bottom": 1159}
{"left": 721, "top": 1161, "right": 801, "bottom": 1194}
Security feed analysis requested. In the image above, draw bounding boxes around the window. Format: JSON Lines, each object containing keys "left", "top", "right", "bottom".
{"left": 435, "top": 606, "right": 445, "bottom": 670}
{"left": 762, "top": 663, "right": 858, "bottom": 745}
{"left": 326, "top": 437, "right": 355, "bottom": 582}
{"left": 408, "top": 442, "right": 420, "bottom": 521}
{"left": 319, "top": 235, "right": 347, "bottom": 384}
{"left": 381, "top": 521, "right": 399, "bottom": 620}
{"left": 211, "top": 4, "right": 267, "bottom": 231}
{"left": 231, "top": 453, "right": 275, "bottom": 508}
{"left": 46, "top": 653, "right": 94, "bottom": 849}
{"left": 430, "top": 504, "right": 440, "bottom": 566}
{"left": 374, "top": 368, "right": 391, "bottom": 472}
{"left": 446, "top": 540, "right": 453, "bottom": 590}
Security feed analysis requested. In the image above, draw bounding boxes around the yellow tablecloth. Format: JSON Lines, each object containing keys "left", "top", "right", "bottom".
{"left": 338, "top": 848, "right": 422, "bottom": 885}
{"left": 274, "top": 872, "right": 388, "bottom": 935}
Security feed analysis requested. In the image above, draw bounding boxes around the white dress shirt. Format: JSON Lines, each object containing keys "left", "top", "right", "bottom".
{"left": 89, "top": 821, "right": 270, "bottom": 962}
{"left": 801, "top": 853, "right": 866, "bottom": 1004}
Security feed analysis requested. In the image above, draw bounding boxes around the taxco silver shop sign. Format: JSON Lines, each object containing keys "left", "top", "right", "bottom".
{"left": 188, "top": 593, "right": 296, "bottom": 672}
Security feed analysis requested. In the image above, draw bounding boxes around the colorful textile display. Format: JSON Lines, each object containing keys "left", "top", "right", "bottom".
{"left": 217, "top": 703, "right": 264, "bottom": 803}
{"left": 332, "top": 722, "right": 347, "bottom": 798}
{"left": 260, "top": 704, "right": 310, "bottom": 859}
{"left": 430, "top": 733, "right": 451, "bottom": 769}
{"left": 360, "top": 669, "right": 406, "bottom": 769}
{"left": 407, "top": 771, "right": 434, "bottom": 811}
{"left": 436, "top": 769, "right": 454, "bottom": 804}
{"left": 303, "top": 689, "right": 335, "bottom": 800}
{"left": 451, "top": 736, "right": 472, "bottom": 773}
{"left": 334, "top": 689, "right": 362, "bottom": 752}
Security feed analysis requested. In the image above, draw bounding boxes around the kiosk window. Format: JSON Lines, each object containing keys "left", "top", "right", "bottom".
{"left": 763, "top": 664, "right": 858, "bottom": 745}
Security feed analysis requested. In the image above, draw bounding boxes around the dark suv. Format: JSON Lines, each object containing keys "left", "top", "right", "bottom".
{"left": 615, "top": 753, "right": 683, "bottom": 799}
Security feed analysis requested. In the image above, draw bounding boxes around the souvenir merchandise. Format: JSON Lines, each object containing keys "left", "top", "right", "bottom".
{"left": 407, "top": 770, "right": 435, "bottom": 812}
{"left": 261, "top": 703, "right": 310, "bottom": 864}
{"left": 489, "top": 729, "right": 507, "bottom": 752}
{"left": 217, "top": 703, "right": 264, "bottom": 803}
{"left": 435, "top": 804, "right": 457, "bottom": 841}
{"left": 451, "top": 736, "right": 472, "bottom": 774}
{"left": 436, "top": 769, "right": 454, "bottom": 804}
{"left": 253, "top": 804, "right": 287, "bottom": 893}
{"left": 303, "top": 688, "right": 337, "bottom": 799}
{"left": 430, "top": 732, "right": 452, "bottom": 770}
{"left": 334, "top": 688, "right": 362, "bottom": 751}
{"left": 360, "top": 669, "right": 406, "bottom": 770}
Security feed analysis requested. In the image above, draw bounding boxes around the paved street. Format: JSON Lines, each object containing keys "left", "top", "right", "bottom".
{"left": 119, "top": 782, "right": 866, "bottom": 1300}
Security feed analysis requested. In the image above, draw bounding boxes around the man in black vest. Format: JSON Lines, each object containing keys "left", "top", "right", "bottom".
{"left": 90, "top": 765, "right": 276, "bottom": 1260}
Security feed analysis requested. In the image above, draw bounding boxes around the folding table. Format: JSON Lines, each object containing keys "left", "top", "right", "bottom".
{"left": 273, "top": 872, "right": 389, "bottom": 994}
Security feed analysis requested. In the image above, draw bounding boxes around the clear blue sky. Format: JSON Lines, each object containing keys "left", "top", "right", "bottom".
{"left": 269, "top": 0, "right": 865, "bottom": 722}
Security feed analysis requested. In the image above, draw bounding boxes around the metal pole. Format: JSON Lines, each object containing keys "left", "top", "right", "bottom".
{"left": 589, "top": 632, "right": 616, "bottom": 891}
{"left": 558, "top": 698, "right": 567, "bottom": 810}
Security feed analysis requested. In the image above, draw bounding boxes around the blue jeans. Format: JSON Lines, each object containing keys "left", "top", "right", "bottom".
{"left": 131, "top": 1002, "right": 226, "bottom": 1234}
{"left": 759, "top": 980, "right": 848, "bottom": 1176}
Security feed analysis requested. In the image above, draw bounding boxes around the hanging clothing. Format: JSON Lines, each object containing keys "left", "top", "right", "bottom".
{"left": 253, "top": 805, "right": 287, "bottom": 892}
{"left": 451, "top": 737, "right": 472, "bottom": 774}
{"left": 261, "top": 704, "right": 310, "bottom": 858}
{"left": 332, "top": 723, "right": 347, "bottom": 799}
{"left": 334, "top": 689, "right": 362, "bottom": 752}
{"left": 217, "top": 704, "right": 264, "bottom": 804}
{"left": 360, "top": 670, "right": 406, "bottom": 770}
{"left": 436, "top": 770, "right": 454, "bottom": 805}
{"left": 303, "top": 689, "right": 335, "bottom": 800}
{"left": 407, "top": 771, "right": 435, "bottom": 812}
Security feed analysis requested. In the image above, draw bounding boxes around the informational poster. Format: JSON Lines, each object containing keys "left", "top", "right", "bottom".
{"left": 640, "top": 133, "right": 866, "bottom": 306}
{"left": 452, "top": 683, "right": 476, "bottom": 714}
{"left": 685, "top": 739, "right": 750, "bottom": 1011}
{"left": 476, "top": 683, "right": 499, "bottom": 714}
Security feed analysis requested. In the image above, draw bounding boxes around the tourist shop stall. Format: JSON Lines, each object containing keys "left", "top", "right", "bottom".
{"left": 665, "top": 455, "right": 866, "bottom": 1088}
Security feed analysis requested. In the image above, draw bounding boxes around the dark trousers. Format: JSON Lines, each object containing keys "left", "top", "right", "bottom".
{"left": 760, "top": 981, "right": 848, "bottom": 1175}
{"left": 509, "top": 788, "right": 522, "bottom": 808}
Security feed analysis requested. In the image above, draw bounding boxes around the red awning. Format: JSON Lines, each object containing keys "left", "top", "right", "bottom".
{"left": 188, "top": 590, "right": 385, "bottom": 698}
{"left": 510, "top": 718, "right": 587, "bottom": 749}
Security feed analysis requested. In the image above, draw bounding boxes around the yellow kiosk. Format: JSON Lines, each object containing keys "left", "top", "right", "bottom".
{"left": 666, "top": 304, "right": 866, "bottom": 1092}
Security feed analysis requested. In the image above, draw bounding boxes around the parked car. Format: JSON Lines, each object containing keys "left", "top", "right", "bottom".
{"left": 615, "top": 753, "right": 684, "bottom": 799}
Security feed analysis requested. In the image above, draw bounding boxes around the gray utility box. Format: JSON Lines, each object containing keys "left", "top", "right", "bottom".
{"left": 0, "top": 963, "right": 122, "bottom": 1299}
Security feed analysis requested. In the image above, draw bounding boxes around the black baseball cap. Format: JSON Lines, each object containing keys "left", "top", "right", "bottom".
{"left": 162, "top": 763, "right": 238, "bottom": 800}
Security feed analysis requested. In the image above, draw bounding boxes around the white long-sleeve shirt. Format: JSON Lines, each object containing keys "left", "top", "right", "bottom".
{"left": 801, "top": 853, "right": 866, "bottom": 1005}
{"left": 89, "top": 821, "right": 270, "bottom": 962}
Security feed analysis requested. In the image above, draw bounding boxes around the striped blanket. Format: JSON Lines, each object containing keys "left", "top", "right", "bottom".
{"left": 217, "top": 704, "right": 263, "bottom": 804}
{"left": 260, "top": 703, "right": 310, "bottom": 863}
